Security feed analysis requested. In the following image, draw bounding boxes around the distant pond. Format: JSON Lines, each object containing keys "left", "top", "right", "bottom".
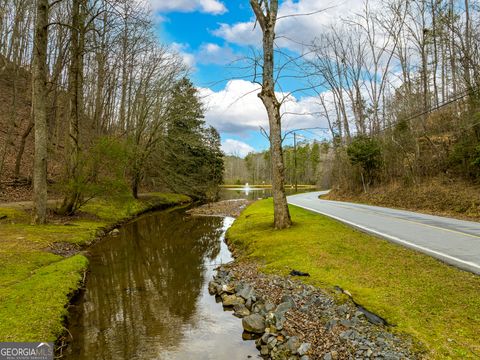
{"left": 219, "top": 186, "right": 316, "bottom": 200}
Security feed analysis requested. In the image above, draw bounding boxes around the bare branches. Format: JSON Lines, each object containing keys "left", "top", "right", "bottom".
{"left": 277, "top": 6, "right": 334, "bottom": 21}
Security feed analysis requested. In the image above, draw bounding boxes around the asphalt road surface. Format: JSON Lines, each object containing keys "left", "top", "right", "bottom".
{"left": 287, "top": 191, "right": 480, "bottom": 275}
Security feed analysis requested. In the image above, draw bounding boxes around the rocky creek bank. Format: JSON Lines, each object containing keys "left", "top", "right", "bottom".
{"left": 187, "top": 199, "right": 252, "bottom": 218}
{"left": 209, "top": 263, "right": 416, "bottom": 360}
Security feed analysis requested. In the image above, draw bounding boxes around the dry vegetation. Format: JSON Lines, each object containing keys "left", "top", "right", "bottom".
{"left": 327, "top": 176, "right": 480, "bottom": 221}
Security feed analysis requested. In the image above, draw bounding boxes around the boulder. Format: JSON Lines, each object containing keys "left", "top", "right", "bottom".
{"left": 242, "top": 314, "right": 266, "bottom": 334}
{"left": 208, "top": 281, "right": 217, "bottom": 295}
{"left": 237, "top": 283, "right": 255, "bottom": 301}
{"left": 233, "top": 304, "right": 251, "bottom": 317}
{"left": 221, "top": 283, "right": 235, "bottom": 294}
{"left": 222, "top": 294, "right": 244, "bottom": 307}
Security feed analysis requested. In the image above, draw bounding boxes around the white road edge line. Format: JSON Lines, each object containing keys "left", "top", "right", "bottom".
{"left": 288, "top": 201, "right": 480, "bottom": 273}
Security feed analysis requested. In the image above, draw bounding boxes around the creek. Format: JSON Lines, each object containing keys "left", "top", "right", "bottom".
{"left": 64, "top": 207, "right": 258, "bottom": 359}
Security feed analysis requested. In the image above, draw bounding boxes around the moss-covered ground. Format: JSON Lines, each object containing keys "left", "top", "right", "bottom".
{"left": 0, "top": 193, "right": 190, "bottom": 342}
{"left": 227, "top": 199, "right": 480, "bottom": 359}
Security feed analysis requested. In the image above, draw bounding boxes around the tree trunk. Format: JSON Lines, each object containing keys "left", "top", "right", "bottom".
{"left": 14, "top": 118, "right": 34, "bottom": 179}
{"left": 250, "top": 0, "right": 291, "bottom": 229}
{"left": 32, "top": 0, "right": 49, "bottom": 224}
{"left": 59, "top": 0, "right": 85, "bottom": 215}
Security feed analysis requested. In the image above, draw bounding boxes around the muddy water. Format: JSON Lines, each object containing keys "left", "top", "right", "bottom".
{"left": 65, "top": 208, "right": 259, "bottom": 360}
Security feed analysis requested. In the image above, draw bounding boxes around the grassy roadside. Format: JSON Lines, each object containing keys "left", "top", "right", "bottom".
{"left": 227, "top": 199, "right": 480, "bottom": 359}
{"left": 0, "top": 193, "right": 191, "bottom": 342}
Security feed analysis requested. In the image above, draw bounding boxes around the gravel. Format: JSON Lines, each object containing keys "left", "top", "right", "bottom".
{"left": 210, "top": 261, "right": 416, "bottom": 359}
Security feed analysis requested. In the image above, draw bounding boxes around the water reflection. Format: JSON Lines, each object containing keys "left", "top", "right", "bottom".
{"left": 65, "top": 210, "right": 257, "bottom": 360}
{"left": 220, "top": 187, "right": 313, "bottom": 200}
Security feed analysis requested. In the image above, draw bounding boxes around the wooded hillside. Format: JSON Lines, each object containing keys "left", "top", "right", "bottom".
{"left": 303, "top": 0, "right": 480, "bottom": 195}
{"left": 0, "top": 0, "right": 223, "bottom": 218}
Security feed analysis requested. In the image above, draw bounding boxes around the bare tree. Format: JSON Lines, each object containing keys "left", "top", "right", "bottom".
{"left": 32, "top": 0, "right": 49, "bottom": 224}
{"left": 250, "top": 0, "right": 292, "bottom": 229}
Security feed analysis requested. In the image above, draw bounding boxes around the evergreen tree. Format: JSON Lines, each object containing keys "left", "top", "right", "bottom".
{"left": 162, "top": 78, "right": 224, "bottom": 199}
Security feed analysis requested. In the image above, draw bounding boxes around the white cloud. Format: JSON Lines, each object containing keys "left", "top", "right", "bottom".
{"left": 212, "top": 22, "right": 261, "bottom": 47}
{"left": 198, "top": 80, "right": 265, "bottom": 134}
{"left": 170, "top": 42, "right": 196, "bottom": 68}
{"left": 212, "top": 0, "right": 380, "bottom": 52}
{"left": 221, "top": 139, "right": 255, "bottom": 157}
{"left": 148, "top": 0, "right": 227, "bottom": 15}
{"left": 198, "top": 79, "right": 331, "bottom": 136}
{"left": 197, "top": 43, "right": 240, "bottom": 65}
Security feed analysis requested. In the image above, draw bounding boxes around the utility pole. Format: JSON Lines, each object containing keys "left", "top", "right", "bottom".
{"left": 294, "top": 132, "right": 297, "bottom": 192}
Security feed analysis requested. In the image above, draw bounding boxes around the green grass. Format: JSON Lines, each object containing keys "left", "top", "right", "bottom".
{"left": 0, "top": 192, "right": 191, "bottom": 342}
{"left": 227, "top": 199, "right": 480, "bottom": 359}
{"left": 0, "top": 255, "right": 88, "bottom": 341}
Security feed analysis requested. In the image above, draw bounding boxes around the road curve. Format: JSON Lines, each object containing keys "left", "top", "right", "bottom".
{"left": 287, "top": 191, "right": 480, "bottom": 275}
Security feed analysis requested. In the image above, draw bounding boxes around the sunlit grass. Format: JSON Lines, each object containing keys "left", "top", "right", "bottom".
{"left": 227, "top": 199, "right": 480, "bottom": 359}
{"left": 0, "top": 192, "right": 191, "bottom": 342}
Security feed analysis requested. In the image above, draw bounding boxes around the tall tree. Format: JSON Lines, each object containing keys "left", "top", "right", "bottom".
{"left": 58, "top": 0, "right": 86, "bottom": 215}
{"left": 32, "top": 0, "right": 49, "bottom": 224}
{"left": 249, "top": 0, "right": 292, "bottom": 229}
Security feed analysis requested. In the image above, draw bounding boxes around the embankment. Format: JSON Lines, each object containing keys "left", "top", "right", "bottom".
{"left": 0, "top": 193, "right": 191, "bottom": 343}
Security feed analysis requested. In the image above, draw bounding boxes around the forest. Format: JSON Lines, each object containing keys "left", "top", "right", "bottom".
{"left": 228, "top": 0, "right": 480, "bottom": 202}
{"left": 224, "top": 141, "right": 330, "bottom": 187}
{"left": 0, "top": 0, "right": 223, "bottom": 223}
{"left": 305, "top": 0, "right": 480, "bottom": 193}
{"left": 1, "top": 0, "right": 480, "bottom": 220}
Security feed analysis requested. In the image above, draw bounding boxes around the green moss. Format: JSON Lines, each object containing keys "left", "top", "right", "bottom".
{"left": 0, "top": 207, "right": 29, "bottom": 221}
{"left": 82, "top": 193, "right": 191, "bottom": 222}
{"left": 228, "top": 199, "right": 480, "bottom": 359}
{"left": 0, "top": 255, "right": 88, "bottom": 341}
{"left": 0, "top": 192, "right": 191, "bottom": 342}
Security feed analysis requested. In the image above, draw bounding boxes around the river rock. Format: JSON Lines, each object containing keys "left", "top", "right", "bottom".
{"left": 281, "top": 294, "right": 295, "bottom": 306}
{"left": 286, "top": 336, "right": 301, "bottom": 354}
{"left": 221, "top": 283, "right": 235, "bottom": 294}
{"left": 233, "top": 304, "right": 250, "bottom": 317}
{"left": 298, "top": 343, "right": 311, "bottom": 356}
{"left": 222, "top": 294, "right": 244, "bottom": 307}
{"left": 110, "top": 228, "right": 120, "bottom": 236}
{"left": 242, "top": 314, "right": 266, "bottom": 334}
{"left": 252, "top": 301, "right": 266, "bottom": 315}
{"left": 208, "top": 281, "right": 217, "bottom": 295}
{"left": 276, "top": 301, "right": 293, "bottom": 315}
{"left": 236, "top": 283, "right": 255, "bottom": 301}
{"left": 260, "top": 345, "right": 269, "bottom": 356}
{"left": 267, "top": 336, "right": 278, "bottom": 349}
{"left": 261, "top": 332, "right": 271, "bottom": 344}
{"left": 265, "top": 301, "right": 275, "bottom": 312}
{"left": 324, "top": 351, "right": 338, "bottom": 360}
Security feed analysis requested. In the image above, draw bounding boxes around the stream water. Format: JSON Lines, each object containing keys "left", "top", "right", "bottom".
{"left": 64, "top": 207, "right": 259, "bottom": 359}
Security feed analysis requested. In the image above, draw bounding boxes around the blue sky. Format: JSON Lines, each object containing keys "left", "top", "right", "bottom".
{"left": 148, "top": 0, "right": 365, "bottom": 157}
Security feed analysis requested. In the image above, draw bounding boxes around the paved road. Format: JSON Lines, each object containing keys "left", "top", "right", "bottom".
{"left": 287, "top": 191, "right": 480, "bottom": 275}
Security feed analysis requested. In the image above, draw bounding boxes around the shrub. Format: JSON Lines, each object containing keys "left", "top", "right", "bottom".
{"left": 346, "top": 136, "right": 383, "bottom": 189}
{"left": 56, "top": 137, "right": 130, "bottom": 215}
